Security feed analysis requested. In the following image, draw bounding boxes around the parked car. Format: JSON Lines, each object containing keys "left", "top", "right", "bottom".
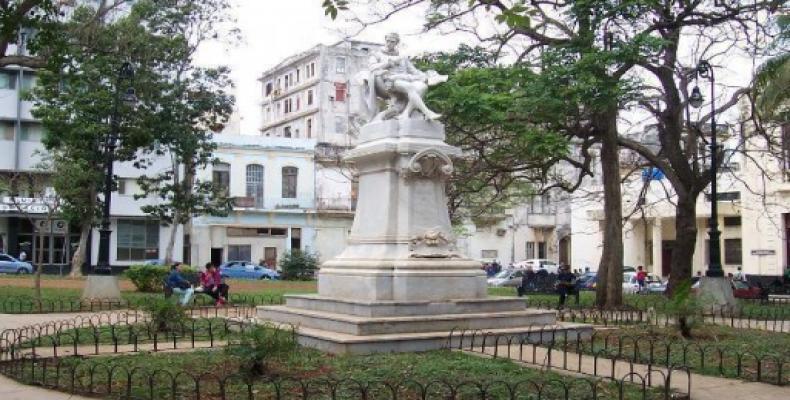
{"left": 0, "top": 253, "right": 34, "bottom": 274}
{"left": 219, "top": 263, "right": 280, "bottom": 280}
{"left": 487, "top": 269, "right": 524, "bottom": 287}
{"left": 622, "top": 266, "right": 636, "bottom": 273}
{"left": 576, "top": 272, "right": 597, "bottom": 291}
{"left": 514, "top": 259, "right": 559, "bottom": 274}
{"left": 143, "top": 259, "right": 166, "bottom": 266}
{"left": 731, "top": 280, "right": 765, "bottom": 299}
{"left": 622, "top": 272, "right": 664, "bottom": 294}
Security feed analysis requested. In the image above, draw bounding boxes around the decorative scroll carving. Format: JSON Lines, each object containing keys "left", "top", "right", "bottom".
{"left": 409, "top": 227, "right": 460, "bottom": 258}
{"left": 403, "top": 148, "right": 454, "bottom": 179}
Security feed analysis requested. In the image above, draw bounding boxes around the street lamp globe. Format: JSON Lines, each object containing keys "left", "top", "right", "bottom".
{"left": 122, "top": 87, "right": 138, "bottom": 106}
{"left": 689, "top": 86, "right": 704, "bottom": 109}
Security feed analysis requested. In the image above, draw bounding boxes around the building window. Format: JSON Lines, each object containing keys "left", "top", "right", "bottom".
{"left": 246, "top": 164, "right": 264, "bottom": 208}
{"left": 306, "top": 118, "right": 312, "bottom": 138}
{"left": 526, "top": 242, "right": 535, "bottom": 259}
{"left": 335, "top": 57, "right": 346, "bottom": 73}
{"left": 265, "top": 82, "right": 273, "bottom": 96}
{"left": 724, "top": 238, "right": 742, "bottom": 265}
{"left": 228, "top": 245, "right": 251, "bottom": 262}
{"left": 0, "top": 121, "right": 14, "bottom": 141}
{"left": 282, "top": 167, "right": 298, "bottom": 198}
{"left": 284, "top": 126, "right": 292, "bottom": 138}
{"left": 20, "top": 123, "right": 43, "bottom": 141}
{"left": 307, "top": 62, "right": 316, "bottom": 78}
{"left": 334, "top": 82, "right": 347, "bottom": 102}
{"left": 117, "top": 219, "right": 160, "bottom": 261}
{"left": 307, "top": 89, "right": 314, "bottom": 105}
{"left": 537, "top": 242, "right": 547, "bottom": 259}
{"left": 291, "top": 227, "right": 301, "bottom": 250}
{"left": 118, "top": 179, "right": 127, "bottom": 195}
{"left": 284, "top": 75, "right": 289, "bottom": 89}
{"left": 21, "top": 74, "right": 36, "bottom": 91}
{"left": 213, "top": 162, "right": 230, "bottom": 195}
{"left": 723, "top": 216, "right": 741, "bottom": 227}
{"left": 296, "top": 69, "right": 300, "bottom": 83}
{"left": 335, "top": 116, "right": 346, "bottom": 134}
{"left": 0, "top": 70, "right": 16, "bottom": 89}
{"left": 481, "top": 249, "right": 498, "bottom": 259}
{"left": 296, "top": 97, "right": 300, "bottom": 111}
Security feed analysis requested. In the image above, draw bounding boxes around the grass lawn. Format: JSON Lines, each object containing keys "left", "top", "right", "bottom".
{"left": 10, "top": 347, "right": 667, "bottom": 399}
{"left": 557, "top": 324, "right": 790, "bottom": 385}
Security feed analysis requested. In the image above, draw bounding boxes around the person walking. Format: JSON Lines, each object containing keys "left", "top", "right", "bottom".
{"left": 556, "top": 265, "right": 578, "bottom": 309}
{"left": 518, "top": 265, "right": 537, "bottom": 297}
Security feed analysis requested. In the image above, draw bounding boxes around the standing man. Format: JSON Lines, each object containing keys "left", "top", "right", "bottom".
{"left": 556, "top": 265, "right": 578, "bottom": 309}
{"left": 636, "top": 266, "right": 647, "bottom": 293}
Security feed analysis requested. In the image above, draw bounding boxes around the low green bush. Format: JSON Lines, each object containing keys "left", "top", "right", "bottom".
{"left": 225, "top": 323, "right": 297, "bottom": 376}
{"left": 126, "top": 265, "right": 198, "bottom": 292}
{"left": 279, "top": 250, "right": 318, "bottom": 280}
{"left": 143, "top": 298, "right": 189, "bottom": 332}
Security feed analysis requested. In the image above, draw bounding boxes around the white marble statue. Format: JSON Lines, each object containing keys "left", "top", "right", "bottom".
{"left": 358, "top": 33, "right": 447, "bottom": 122}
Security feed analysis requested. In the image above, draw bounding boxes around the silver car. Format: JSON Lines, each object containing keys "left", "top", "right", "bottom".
{"left": 487, "top": 269, "right": 524, "bottom": 287}
{"left": 0, "top": 253, "right": 34, "bottom": 274}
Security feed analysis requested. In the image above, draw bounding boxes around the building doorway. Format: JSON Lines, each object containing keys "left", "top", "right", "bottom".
{"left": 264, "top": 247, "right": 277, "bottom": 269}
{"left": 210, "top": 248, "right": 223, "bottom": 267}
{"left": 661, "top": 240, "right": 674, "bottom": 277}
{"left": 558, "top": 236, "right": 570, "bottom": 265}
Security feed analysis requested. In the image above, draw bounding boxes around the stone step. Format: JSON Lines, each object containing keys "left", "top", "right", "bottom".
{"left": 292, "top": 322, "right": 592, "bottom": 354}
{"left": 282, "top": 294, "right": 528, "bottom": 317}
{"left": 257, "top": 306, "right": 556, "bottom": 336}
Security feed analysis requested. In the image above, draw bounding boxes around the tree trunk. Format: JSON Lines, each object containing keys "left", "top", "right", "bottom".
{"left": 164, "top": 216, "right": 179, "bottom": 265}
{"left": 596, "top": 109, "right": 624, "bottom": 308}
{"left": 69, "top": 223, "right": 91, "bottom": 278}
{"left": 667, "top": 193, "right": 698, "bottom": 296}
{"left": 35, "top": 231, "right": 43, "bottom": 302}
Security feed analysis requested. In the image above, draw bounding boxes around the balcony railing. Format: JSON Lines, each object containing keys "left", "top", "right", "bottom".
{"left": 316, "top": 196, "right": 356, "bottom": 211}
{"left": 232, "top": 196, "right": 314, "bottom": 210}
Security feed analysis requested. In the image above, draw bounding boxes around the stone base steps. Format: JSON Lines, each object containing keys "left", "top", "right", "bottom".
{"left": 290, "top": 323, "right": 592, "bottom": 355}
{"left": 258, "top": 305, "right": 556, "bottom": 336}
{"left": 282, "top": 294, "right": 528, "bottom": 317}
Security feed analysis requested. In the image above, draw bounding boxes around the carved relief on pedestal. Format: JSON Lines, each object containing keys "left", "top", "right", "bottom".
{"left": 403, "top": 148, "right": 454, "bottom": 179}
{"left": 409, "top": 227, "right": 460, "bottom": 258}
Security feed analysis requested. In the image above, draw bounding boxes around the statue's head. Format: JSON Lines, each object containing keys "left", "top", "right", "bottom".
{"left": 384, "top": 33, "right": 400, "bottom": 51}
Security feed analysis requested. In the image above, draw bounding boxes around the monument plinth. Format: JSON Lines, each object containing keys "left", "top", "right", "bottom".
{"left": 257, "top": 33, "right": 590, "bottom": 353}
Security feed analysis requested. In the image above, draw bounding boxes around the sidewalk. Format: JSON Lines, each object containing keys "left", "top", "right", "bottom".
{"left": 0, "top": 311, "right": 141, "bottom": 400}
{"left": 471, "top": 343, "right": 790, "bottom": 400}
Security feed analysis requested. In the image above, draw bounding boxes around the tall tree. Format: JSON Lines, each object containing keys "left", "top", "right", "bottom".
{"left": 133, "top": 0, "right": 236, "bottom": 264}
{"left": 332, "top": 0, "right": 786, "bottom": 306}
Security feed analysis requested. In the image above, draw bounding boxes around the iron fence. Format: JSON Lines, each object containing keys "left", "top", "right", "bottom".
{"left": 0, "top": 293, "right": 283, "bottom": 314}
{"left": 0, "top": 355, "right": 675, "bottom": 399}
{"left": 448, "top": 326, "right": 786, "bottom": 386}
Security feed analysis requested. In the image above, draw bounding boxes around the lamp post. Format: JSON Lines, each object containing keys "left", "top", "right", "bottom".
{"left": 688, "top": 60, "right": 724, "bottom": 278}
{"left": 95, "top": 62, "right": 138, "bottom": 275}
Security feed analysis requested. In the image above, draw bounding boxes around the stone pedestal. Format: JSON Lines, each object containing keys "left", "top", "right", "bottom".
{"left": 258, "top": 120, "right": 590, "bottom": 353}
{"left": 698, "top": 276, "right": 738, "bottom": 308}
{"left": 81, "top": 275, "right": 122, "bottom": 301}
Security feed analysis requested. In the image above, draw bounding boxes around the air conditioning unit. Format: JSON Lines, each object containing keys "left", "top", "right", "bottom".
{"left": 496, "top": 228, "right": 507, "bottom": 237}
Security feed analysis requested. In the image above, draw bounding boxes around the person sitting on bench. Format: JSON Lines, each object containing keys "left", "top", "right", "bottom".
{"left": 200, "top": 262, "right": 229, "bottom": 306}
{"left": 167, "top": 263, "right": 194, "bottom": 306}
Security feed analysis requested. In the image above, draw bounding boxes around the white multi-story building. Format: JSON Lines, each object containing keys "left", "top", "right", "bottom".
{"left": 570, "top": 122, "right": 790, "bottom": 278}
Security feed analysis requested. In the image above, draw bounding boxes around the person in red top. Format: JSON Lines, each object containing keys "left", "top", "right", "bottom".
{"left": 636, "top": 265, "right": 647, "bottom": 293}
{"left": 200, "top": 262, "right": 229, "bottom": 305}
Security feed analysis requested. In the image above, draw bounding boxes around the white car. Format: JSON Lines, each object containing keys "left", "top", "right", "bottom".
{"left": 513, "top": 259, "right": 559, "bottom": 274}
{"left": 622, "top": 272, "right": 664, "bottom": 294}
{"left": 487, "top": 269, "right": 524, "bottom": 287}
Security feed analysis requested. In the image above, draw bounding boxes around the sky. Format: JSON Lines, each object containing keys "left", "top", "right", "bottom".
{"left": 193, "top": 0, "right": 765, "bottom": 135}
{"left": 193, "top": 0, "right": 466, "bottom": 134}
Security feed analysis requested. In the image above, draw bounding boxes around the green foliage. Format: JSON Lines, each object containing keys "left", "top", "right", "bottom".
{"left": 321, "top": 0, "right": 348, "bottom": 20}
{"left": 417, "top": 46, "right": 569, "bottom": 221}
{"left": 279, "top": 250, "right": 318, "bottom": 281}
{"left": 754, "top": 14, "right": 789, "bottom": 123}
{"left": 143, "top": 298, "right": 189, "bottom": 332}
{"left": 125, "top": 264, "right": 197, "bottom": 293}
{"left": 665, "top": 279, "right": 702, "bottom": 338}
{"left": 225, "top": 323, "right": 298, "bottom": 376}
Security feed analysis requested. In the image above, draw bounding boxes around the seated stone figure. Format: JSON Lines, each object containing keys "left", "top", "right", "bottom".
{"left": 357, "top": 33, "right": 447, "bottom": 122}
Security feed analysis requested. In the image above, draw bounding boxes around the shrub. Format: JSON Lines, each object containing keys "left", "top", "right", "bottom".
{"left": 144, "top": 298, "right": 189, "bottom": 332}
{"left": 279, "top": 250, "right": 318, "bottom": 280}
{"left": 126, "top": 264, "right": 198, "bottom": 292}
{"left": 225, "top": 323, "right": 297, "bottom": 376}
